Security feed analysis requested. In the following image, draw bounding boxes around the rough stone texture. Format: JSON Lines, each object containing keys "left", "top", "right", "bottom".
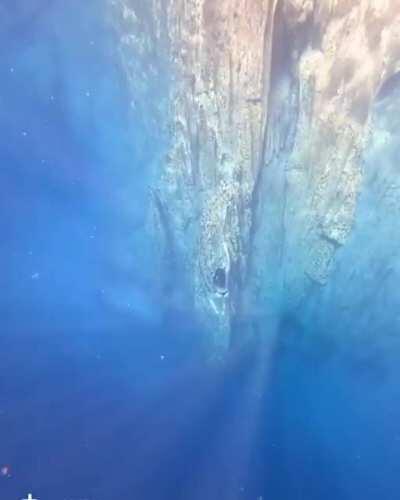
{"left": 114, "top": 0, "right": 400, "bottom": 352}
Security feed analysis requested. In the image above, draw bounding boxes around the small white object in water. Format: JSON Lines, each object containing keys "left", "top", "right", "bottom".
{"left": 31, "top": 272, "right": 40, "bottom": 280}
{"left": 160, "top": 355, "right": 165, "bottom": 361}
{"left": 22, "top": 494, "right": 38, "bottom": 500}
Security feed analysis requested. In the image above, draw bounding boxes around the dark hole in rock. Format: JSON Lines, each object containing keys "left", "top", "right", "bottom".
{"left": 213, "top": 267, "right": 226, "bottom": 290}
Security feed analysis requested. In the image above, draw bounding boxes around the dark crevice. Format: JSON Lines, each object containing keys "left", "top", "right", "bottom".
{"left": 213, "top": 267, "right": 226, "bottom": 290}
{"left": 375, "top": 71, "right": 400, "bottom": 102}
{"left": 247, "top": 0, "right": 299, "bottom": 284}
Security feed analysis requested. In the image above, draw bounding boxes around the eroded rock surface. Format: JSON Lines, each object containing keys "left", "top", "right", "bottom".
{"left": 113, "top": 0, "right": 400, "bottom": 352}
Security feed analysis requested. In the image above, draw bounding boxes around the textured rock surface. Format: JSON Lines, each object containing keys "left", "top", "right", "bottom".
{"left": 113, "top": 0, "right": 400, "bottom": 352}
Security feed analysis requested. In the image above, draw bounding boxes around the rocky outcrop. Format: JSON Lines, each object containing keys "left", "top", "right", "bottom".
{"left": 114, "top": 0, "right": 400, "bottom": 352}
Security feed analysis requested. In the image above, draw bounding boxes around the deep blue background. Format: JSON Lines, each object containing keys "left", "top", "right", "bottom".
{"left": 1, "top": 2, "right": 400, "bottom": 500}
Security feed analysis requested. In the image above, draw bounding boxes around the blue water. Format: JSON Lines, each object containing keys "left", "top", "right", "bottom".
{"left": 1, "top": 3, "right": 400, "bottom": 500}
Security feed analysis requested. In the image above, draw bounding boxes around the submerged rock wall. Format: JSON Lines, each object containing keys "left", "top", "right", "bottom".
{"left": 114, "top": 0, "right": 400, "bottom": 352}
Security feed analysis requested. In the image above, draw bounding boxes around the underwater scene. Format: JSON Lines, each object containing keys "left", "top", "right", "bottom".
{"left": 2, "top": 1, "right": 400, "bottom": 499}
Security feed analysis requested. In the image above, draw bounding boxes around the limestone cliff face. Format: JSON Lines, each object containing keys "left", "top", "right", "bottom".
{"left": 158, "top": 0, "right": 279, "bottom": 351}
{"left": 114, "top": 0, "right": 400, "bottom": 351}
